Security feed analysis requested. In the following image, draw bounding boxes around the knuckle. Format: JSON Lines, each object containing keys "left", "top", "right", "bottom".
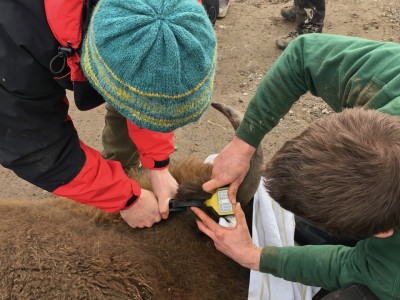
{"left": 215, "top": 231, "right": 225, "bottom": 240}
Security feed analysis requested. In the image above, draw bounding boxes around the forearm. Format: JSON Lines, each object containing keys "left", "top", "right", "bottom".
{"left": 259, "top": 245, "right": 356, "bottom": 291}
{"left": 53, "top": 141, "right": 141, "bottom": 212}
{"left": 126, "top": 120, "right": 174, "bottom": 170}
{"left": 1, "top": 121, "right": 140, "bottom": 212}
{"left": 236, "top": 36, "right": 310, "bottom": 148}
{"left": 237, "top": 33, "right": 388, "bottom": 148}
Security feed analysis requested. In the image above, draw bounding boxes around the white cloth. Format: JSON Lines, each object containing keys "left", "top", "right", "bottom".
{"left": 248, "top": 179, "right": 320, "bottom": 300}
{"left": 203, "top": 155, "right": 320, "bottom": 299}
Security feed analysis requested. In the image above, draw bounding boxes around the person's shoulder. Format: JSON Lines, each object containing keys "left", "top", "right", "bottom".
{"left": 364, "top": 230, "right": 400, "bottom": 258}
{"left": 295, "top": 33, "right": 386, "bottom": 48}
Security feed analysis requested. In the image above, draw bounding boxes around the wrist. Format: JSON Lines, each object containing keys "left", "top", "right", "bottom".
{"left": 121, "top": 188, "right": 142, "bottom": 210}
{"left": 140, "top": 156, "right": 170, "bottom": 170}
{"left": 123, "top": 194, "right": 138, "bottom": 209}
{"left": 232, "top": 136, "right": 256, "bottom": 157}
{"left": 149, "top": 167, "right": 169, "bottom": 176}
{"left": 236, "top": 118, "right": 266, "bottom": 148}
{"left": 241, "top": 246, "right": 262, "bottom": 271}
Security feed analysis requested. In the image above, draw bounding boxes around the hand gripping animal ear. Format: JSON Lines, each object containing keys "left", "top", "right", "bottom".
{"left": 170, "top": 186, "right": 235, "bottom": 225}
{"left": 126, "top": 102, "right": 263, "bottom": 223}
{"left": 166, "top": 102, "right": 264, "bottom": 222}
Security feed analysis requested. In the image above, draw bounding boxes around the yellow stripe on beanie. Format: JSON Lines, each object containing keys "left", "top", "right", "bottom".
{"left": 81, "top": 0, "right": 217, "bottom": 132}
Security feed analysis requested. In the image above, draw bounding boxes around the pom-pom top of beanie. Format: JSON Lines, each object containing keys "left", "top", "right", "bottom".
{"left": 82, "top": 0, "right": 217, "bottom": 133}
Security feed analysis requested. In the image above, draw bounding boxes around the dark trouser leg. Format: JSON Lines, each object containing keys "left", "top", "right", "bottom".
{"left": 202, "top": 0, "right": 219, "bottom": 24}
{"left": 295, "top": 0, "right": 325, "bottom": 33}
{"left": 101, "top": 104, "right": 140, "bottom": 169}
{"left": 276, "top": 0, "right": 325, "bottom": 49}
{"left": 281, "top": 2, "right": 296, "bottom": 21}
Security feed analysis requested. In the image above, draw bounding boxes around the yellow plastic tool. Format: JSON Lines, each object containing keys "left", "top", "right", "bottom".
{"left": 204, "top": 187, "right": 234, "bottom": 216}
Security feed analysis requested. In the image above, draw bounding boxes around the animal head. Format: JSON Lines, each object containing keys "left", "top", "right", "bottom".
{"left": 129, "top": 102, "right": 264, "bottom": 208}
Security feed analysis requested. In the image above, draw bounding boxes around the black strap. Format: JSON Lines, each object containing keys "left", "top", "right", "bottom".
{"left": 154, "top": 158, "right": 170, "bottom": 168}
{"left": 124, "top": 194, "right": 138, "bottom": 208}
{"left": 169, "top": 199, "right": 205, "bottom": 212}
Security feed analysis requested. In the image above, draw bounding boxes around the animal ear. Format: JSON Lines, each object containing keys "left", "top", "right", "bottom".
{"left": 169, "top": 157, "right": 213, "bottom": 201}
{"left": 173, "top": 182, "right": 213, "bottom": 201}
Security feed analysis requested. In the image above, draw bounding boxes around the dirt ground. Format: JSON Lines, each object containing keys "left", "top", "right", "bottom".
{"left": 0, "top": 0, "right": 400, "bottom": 299}
{"left": 1, "top": 0, "right": 400, "bottom": 200}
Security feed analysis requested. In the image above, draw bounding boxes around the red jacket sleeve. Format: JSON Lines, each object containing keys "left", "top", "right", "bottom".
{"left": 53, "top": 141, "right": 141, "bottom": 213}
{"left": 126, "top": 120, "right": 175, "bottom": 170}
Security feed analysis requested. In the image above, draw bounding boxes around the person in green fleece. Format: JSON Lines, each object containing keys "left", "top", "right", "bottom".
{"left": 193, "top": 108, "right": 400, "bottom": 299}
{"left": 193, "top": 33, "right": 400, "bottom": 299}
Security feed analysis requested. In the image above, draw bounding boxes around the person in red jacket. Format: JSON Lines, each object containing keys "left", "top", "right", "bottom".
{"left": 0, "top": 0, "right": 216, "bottom": 228}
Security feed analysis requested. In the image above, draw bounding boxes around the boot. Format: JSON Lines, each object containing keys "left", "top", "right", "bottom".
{"left": 280, "top": 5, "right": 296, "bottom": 21}
{"left": 218, "top": 0, "right": 230, "bottom": 18}
{"left": 276, "top": 24, "right": 322, "bottom": 50}
{"left": 275, "top": 30, "right": 300, "bottom": 50}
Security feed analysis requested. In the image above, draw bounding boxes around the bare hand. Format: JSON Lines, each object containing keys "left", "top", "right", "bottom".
{"left": 191, "top": 203, "right": 261, "bottom": 270}
{"left": 202, "top": 136, "right": 256, "bottom": 203}
{"left": 149, "top": 168, "right": 178, "bottom": 219}
{"left": 120, "top": 189, "right": 162, "bottom": 228}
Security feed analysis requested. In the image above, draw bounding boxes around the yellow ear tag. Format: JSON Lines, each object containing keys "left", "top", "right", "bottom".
{"left": 204, "top": 187, "right": 234, "bottom": 216}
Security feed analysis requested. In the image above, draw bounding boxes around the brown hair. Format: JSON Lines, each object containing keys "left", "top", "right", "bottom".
{"left": 264, "top": 108, "right": 400, "bottom": 239}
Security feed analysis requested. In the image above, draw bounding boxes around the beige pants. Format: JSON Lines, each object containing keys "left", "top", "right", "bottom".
{"left": 101, "top": 104, "right": 140, "bottom": 169}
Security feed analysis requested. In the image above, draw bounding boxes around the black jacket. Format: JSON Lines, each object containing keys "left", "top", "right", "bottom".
{"left": 0, "top": 0, "right": 86, "bottom": 191}
{"left": 0, "top": 0, "right": 216, "bottom": 211}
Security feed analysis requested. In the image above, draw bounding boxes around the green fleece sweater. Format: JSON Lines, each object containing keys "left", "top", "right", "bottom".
{"left": 260, "top": 231, "right": 400, "bottom": 299}
{"left": 237, "top": 33, "right": 400, "bottom": 148}
{"left": 238, "top": 34, "right": 400, "bottom": 299}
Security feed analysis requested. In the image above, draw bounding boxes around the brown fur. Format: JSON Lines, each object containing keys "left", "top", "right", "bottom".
{"left": 0, "top": 103, "right": 261, "bottom": 299}
{"left": 128, "top": 157, "right": 214, "bottom": 202}
{"left": 0, "top": 197, "right": 250, "bottom": 299}
{"left": 0, "top": 157, "right": 254, "bottom": 299}
{"left": 264, "top": 108, "right": 400, "bottom": 238}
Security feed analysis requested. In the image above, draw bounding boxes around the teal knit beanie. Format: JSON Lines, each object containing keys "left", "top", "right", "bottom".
{"left": 82, "top": 0, "right": 217, "bottom": 133}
